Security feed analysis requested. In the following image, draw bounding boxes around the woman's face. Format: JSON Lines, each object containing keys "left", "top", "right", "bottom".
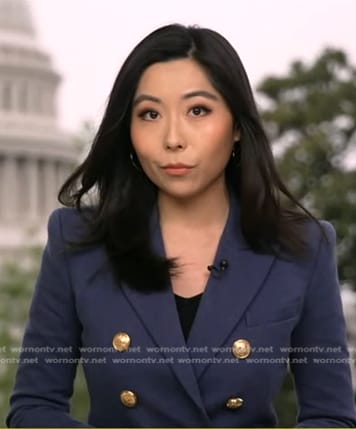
{"left": 130, "top": 58, "right": 239, "bottom": 201}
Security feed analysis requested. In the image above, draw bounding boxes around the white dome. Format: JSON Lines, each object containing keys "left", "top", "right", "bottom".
{"left": 0, "top": 0, "right": 79, "bottom": 257}
{"left": 0, "top": 0, "right": 35, "bottom": 38}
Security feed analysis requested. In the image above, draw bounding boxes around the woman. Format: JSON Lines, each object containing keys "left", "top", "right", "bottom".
{"left": 7, "top": 24, "right": 356, "bottom": 427}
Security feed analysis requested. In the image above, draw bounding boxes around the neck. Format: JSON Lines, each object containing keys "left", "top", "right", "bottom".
{"left": 158, "top": 184, "right": 230, "bottom": 230}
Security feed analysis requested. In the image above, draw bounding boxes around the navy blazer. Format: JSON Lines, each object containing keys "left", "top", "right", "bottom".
{"left": 7, "top": 197, "right": 356, "bottom": 427}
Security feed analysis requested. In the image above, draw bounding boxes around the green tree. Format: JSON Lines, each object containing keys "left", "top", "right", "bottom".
{"left": 258, "top": 47, "right": 356, "bottom": 288}
{"left": 0, "top": 249, "right": 89, "bottom": 425}
{"left": 258, "top": 48, "right": 356, "bottom": 426}
{"left": 0, "top": 249, "right": 40, "bottom": 423}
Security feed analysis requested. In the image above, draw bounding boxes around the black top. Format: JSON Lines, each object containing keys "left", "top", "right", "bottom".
{"left": 174, "top": 293, "right": 203, "bottom": 340}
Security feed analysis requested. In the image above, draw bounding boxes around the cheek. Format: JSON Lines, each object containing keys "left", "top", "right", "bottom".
{"left": 130, "top": 135, "right": 158, "bottom": 177}
{"left": 130, "top": 124, "right": 142, "bottom": 152}
{"left": 130, "top": 121, "right": 162, "bottom": 161}
{"left": 202, "top": 121, "right": 234, "bottom": 154}
{"left": 134, "top": 147, "right": 158, "bottom": 166}
{"left": 131, "top": 128, "right": 151, "bottom": 160}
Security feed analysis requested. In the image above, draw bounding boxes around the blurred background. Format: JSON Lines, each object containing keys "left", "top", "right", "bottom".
{"left": 0, "top": 0, "right": 355, "bottom": 425}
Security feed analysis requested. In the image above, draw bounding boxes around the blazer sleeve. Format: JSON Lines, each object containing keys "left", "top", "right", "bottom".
{"left": 6, "top": 209, "right": 93, "bottom": 428}
{"left": 290, "top": 221, "right": 356, "bottom": 427}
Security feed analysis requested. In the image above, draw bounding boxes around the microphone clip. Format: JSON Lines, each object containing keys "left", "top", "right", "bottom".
{"left": 207, "top": 259, "right": 229, "bottom": 277}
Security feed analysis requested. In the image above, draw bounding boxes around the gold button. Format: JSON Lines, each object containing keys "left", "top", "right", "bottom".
{"left": 232, "top": 339, "right": 251, "bottom": 359}
{"left": 120, "top": 390, "right": 138, "bottom": 407}
{"left": 226, "top": 397, "right": 244, "bottom": 409}
{"left": 113, "top": 332, "right": 131, "bottom": 352}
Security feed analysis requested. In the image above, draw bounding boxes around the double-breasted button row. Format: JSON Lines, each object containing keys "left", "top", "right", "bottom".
{"left": 121, "top": 389, "right": 243, "bottom": 410}
{"left": 114, "top": 333, "right": 248, "bottom": 411}
{"left": 120, "top": 389, "right": 243, "bottom": 410}
{"left": 112, "top": 333, "right": 251, "bottom": 359}
{"left": 225, "top": 338, "right": 248, "bottom": 410}
{"left": 114, "top": 333, "right": 137, "bottom": 408}
{"left": 227, "top": 339, "right": 248, "bottom": 411}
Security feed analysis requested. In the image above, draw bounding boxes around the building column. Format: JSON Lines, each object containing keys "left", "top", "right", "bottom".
{"left": 55, "top": 161, "right": 63, "bottom": 196}
{"left": 61, "top": 162, "right": 74, "bottom": 187}
{"left": 2, "top": 155, "right": 18, "bottom": 221}
{"left": 25, "top": 157, "right": 39, "bottom": 220}
{"left": 44, "top": 160, "right": 58, "bottom": 216}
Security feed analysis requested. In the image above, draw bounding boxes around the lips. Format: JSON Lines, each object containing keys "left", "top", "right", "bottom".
{"left": 161, "top": 163, "right": 194, "bottom": 176}
{"left": 162, "top": 163, "right": 194, "bottom": 169}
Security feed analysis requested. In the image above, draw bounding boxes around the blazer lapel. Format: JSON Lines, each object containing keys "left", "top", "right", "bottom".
{"left": 187, "top": 196, "right": 276, "bottom": 379}
{"left": 120, "top": 208, "right": 211, "bottom": 423}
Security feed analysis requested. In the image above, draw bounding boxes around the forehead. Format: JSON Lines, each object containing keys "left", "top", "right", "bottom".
{"left": 135, "top": 58, "right": 218, "bottom": 94}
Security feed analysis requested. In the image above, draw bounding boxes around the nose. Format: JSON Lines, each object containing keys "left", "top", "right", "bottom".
{"left": 164, "top": 116, "right": 186, "bottom": 151}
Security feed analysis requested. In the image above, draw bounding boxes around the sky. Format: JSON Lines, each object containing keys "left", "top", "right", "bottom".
{"left": 28, "top": 0, "right": 356, "bottom": 133}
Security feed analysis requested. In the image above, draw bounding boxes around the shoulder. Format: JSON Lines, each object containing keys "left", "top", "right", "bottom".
{"left": 307, "top": 219, "right": 335, "bottom": 240}
{"left": 299, "top": 219, "right": 338, "bottom": 285}
{"left": 278, "top": 219, "right": 337, "bottom": 273}
{"left": 46, "top": 208, "right": 107, "bottom": 284}
{"left": 304, "top": 219, "right": 336, "bottom": 257}
{"left": 47, "top": 207, "right": 94, "bottom": 246}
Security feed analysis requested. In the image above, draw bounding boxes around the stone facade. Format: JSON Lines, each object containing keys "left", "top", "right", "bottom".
{"left": 0, "top": 0, "right": 78, "bottom": 257}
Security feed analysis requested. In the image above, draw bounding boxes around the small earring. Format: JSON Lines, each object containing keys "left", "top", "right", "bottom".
{"left": 231, "top": 141, "right": 241, "bottom": 166}
{"left": 129, "top": 152, "right": 140, "bottom": 170}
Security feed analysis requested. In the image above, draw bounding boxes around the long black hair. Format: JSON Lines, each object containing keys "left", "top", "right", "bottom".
{"left": 59, "top": 24, "right": 314, "bottom": 292}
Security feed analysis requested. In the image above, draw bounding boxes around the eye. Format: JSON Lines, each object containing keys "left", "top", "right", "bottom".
{"left": 189, "top": 105, "right": 211, "bottom": 117}
{"left": 138, "top": 110, "right": 160, "bottom": 121}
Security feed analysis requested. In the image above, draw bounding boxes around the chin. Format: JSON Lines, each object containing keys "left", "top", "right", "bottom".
{"left": 160, "top": 186, "right": 213, "bottom": 203}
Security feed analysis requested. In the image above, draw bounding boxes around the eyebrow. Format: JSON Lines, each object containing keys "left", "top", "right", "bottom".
{"left": 132, "top": 90, "right": 219, "bottom": 107}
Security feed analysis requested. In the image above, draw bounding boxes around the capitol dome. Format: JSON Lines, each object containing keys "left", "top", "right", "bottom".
{"left": 0, "top": 0, "right": 79, "bottom": 258}
{"left": 0, "top": 0, "right": 35, "bottom": 37}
